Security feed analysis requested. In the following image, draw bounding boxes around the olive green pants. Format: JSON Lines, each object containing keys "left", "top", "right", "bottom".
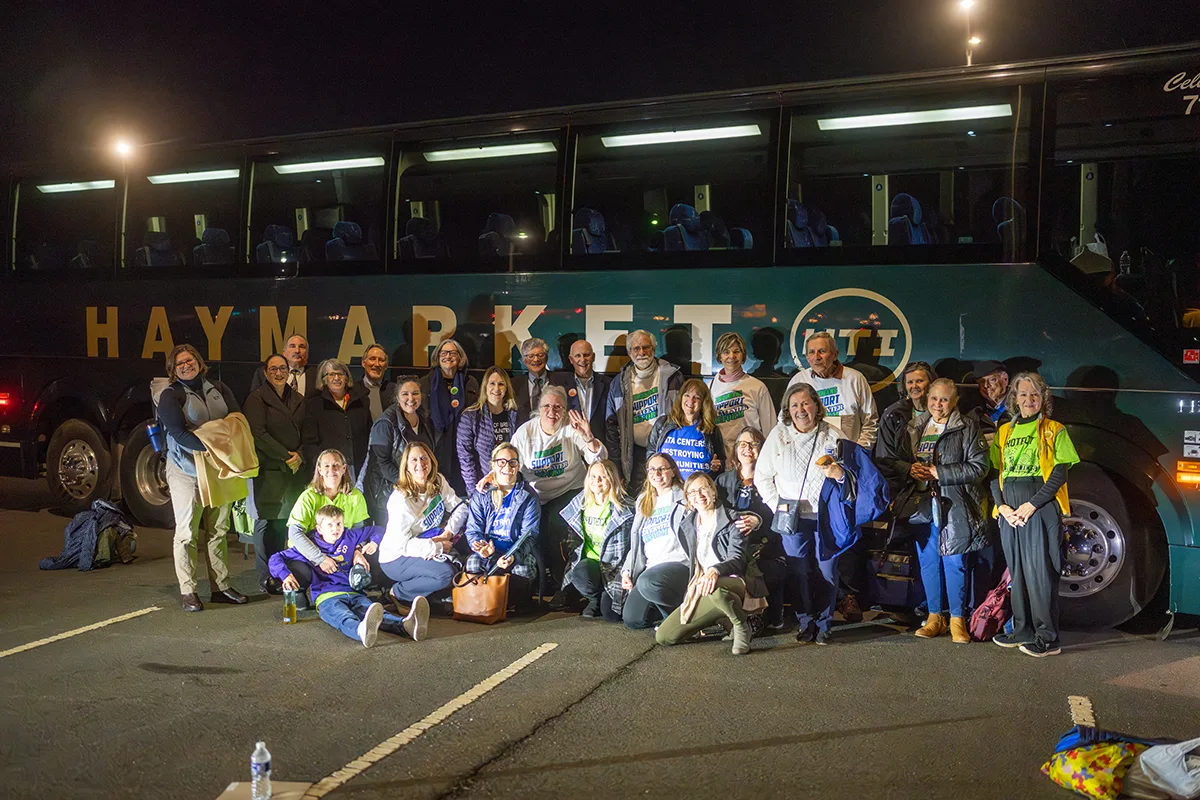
{"left": 655, "top": 577, "right": 747, "bottom": 646}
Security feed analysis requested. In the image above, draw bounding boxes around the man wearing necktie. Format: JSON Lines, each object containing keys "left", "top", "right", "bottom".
{"left": 250, "top": 334, "right": 320, "bottom": 400}
{"left": 514, "top": 337, "right": 568, "bottom": 419}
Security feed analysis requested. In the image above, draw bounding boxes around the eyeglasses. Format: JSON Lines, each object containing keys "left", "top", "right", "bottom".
{"left": 525, "top": 351, "right": 548, "bottom": 361}
{"left": 735, "top": 441, "right": 761, "bottom": 450}
{"left": 266, "top": 365, "right": 290, "bottom": 373}
{"left": 323, "top": 373, "right": 347, "bottom": 381}
{"left": 174, "top": 358, "right": 198, "bottom": 368}
{"left": 685, "top": 488, "right": 708, "bottom": 498}
{"left": 540, "top": 403, "right": 565, "bottom": 412}
{"left": 646, "top": 466, "right": 673, "bottom": 475}
{"left": 492, "top": 458, "right": 520, "bottom": 468}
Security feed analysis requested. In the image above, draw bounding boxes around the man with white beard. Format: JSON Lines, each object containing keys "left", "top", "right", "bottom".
{"left": 605, "top": 329, "right": 684, "bottom": 485}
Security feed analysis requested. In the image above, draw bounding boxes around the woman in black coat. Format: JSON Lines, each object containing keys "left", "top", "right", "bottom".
{"left": 904, "top": 378, "right": 990, "bottom": 644}
{"left": 243, "top": 354, "right": 307, "bottom": 593}
{"left": 302, "top": 359, "right": 373, "bottom": 484}
{"left": 359, "top": 375, "right": 435, "bottom": 526}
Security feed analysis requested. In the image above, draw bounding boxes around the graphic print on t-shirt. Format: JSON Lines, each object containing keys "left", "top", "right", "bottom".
{"left": 713, "top": 390, "right": 746, "bottom": 424}
{"left": 659, "top": 425, "right": 713, "bottom": 478}
{"left": 632, "top": 388, "right": 659, "bottom": 425}
{"left": 491, "top": 414, "right": 512, "bottom": 444}
{"left": 530, "top": 443, "right": 567, "bottom": 478}
{"left": 419, "top": 494, "right": 445, "bottom": 538}
{"left": 817, "top": 386, "right": 844, "bottom": 416}
{"left": 640, "top": 505, "right": 672, "bottom": 544}
{"left": 1002, "top": 427, "right": 1041, "bottom": 478}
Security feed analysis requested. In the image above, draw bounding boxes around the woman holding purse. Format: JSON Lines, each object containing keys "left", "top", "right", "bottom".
{"left": 907, "top": 379, "right": 990, "bottom": 644}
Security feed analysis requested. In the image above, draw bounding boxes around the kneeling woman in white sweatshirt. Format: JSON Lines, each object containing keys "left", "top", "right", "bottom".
{"left": 378, "top": 441, "right": 468, "bottom": 607}
{"left": 620, "top": 452, "right": 689, "bottom": 629}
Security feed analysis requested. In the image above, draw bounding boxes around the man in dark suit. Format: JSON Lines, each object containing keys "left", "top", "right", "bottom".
{"left": 512, "top": 337, "right": 571, "bottom": 418}
{"left": 358, "top": 343, "right": 396, "bottom": 421}
{"left": 564, "top": 339, "right": 610, "bottom": 439}
{"left": 250, "top": 334, "right": 320, "bottom": 399}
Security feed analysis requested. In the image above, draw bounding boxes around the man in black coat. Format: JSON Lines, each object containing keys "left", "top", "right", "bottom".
{"left": 512, "top": 337, "right": 572, "bottom": 418}
{"left": 564, "top": 339, "right": 611, "bottom": 438}
{"left": 358, "top": 343, "right": 396, "bottom": 421}
{"left": 250, "top": 334, "right": 320, "bottom": 399}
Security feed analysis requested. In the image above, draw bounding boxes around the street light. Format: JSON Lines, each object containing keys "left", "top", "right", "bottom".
{"left": 960, "top": 0, "right": 979, "bottom": 66}
{"left": 112, "top": 139, "right": 134, "bottom": 269}
{"left": 113, "top": 140, "right": 133, "bottom": 158}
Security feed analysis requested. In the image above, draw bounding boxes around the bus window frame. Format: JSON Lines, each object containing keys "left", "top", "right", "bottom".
{"left": 11, "top": 173, "right": 121, "bottom": 281}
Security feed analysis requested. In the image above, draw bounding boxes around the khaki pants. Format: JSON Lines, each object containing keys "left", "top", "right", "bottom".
{"left": 165, "top": 460, "right": 232, "bottom": 594}
{"left": 656, "top": 577, "right": 747, "bottom": 646}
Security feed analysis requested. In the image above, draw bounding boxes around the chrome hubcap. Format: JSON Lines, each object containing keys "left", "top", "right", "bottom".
{"left": 1060, "top": 499, "right": 1126, "bottom": 599}
{"left": 134, "top": 444, "right": 170, "bottom": 507}
{"left": 57, "top": 440, "right": 99, "bottom": 499}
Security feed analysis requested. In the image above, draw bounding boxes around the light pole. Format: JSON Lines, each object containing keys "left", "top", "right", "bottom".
{"left": 960, "top": 0, "right": 978, "bottom": 66}
{"left": 114, "top": 140, "right": 133, "bottom": 269}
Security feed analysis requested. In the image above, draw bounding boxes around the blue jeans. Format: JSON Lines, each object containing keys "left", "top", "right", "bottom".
{"left": 380, "top": 556, "right": 456, "bottom": 603}
{"left": 317, "top": 593, "right": 407, "bottom": 641}
{"left": 913, "top": 522, "right": 970, "bottom": 617}
{"left": 780, "top": 520, "right": 840, "bottom": 635}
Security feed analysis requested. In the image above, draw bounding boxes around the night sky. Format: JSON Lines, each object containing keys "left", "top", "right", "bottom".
{"left": 2, "top": 1, "right": 1199, "bottom": 166}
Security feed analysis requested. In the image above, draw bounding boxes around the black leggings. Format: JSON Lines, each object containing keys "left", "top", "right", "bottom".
{"left": 567, "top": 558, "right": 623, "bottom": 622}
{"left": 622, "top": 562, "right": 690, "bottom": 629}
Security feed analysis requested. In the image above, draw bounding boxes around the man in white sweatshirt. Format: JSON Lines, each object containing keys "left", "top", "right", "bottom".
{"left": 786, "top": 331, "right": 879, "bottom": 449}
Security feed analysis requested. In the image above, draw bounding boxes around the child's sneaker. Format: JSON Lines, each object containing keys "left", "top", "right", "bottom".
{"left": 404, "top": 595, "right": 430, "bottom": 642}
{"left": 358, "top": 602, "right": 384, "bottom": 648}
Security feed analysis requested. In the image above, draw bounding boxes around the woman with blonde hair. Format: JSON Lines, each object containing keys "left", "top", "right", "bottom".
{"left": 647, "top": 378, "right": 725, "bottom": 479}
{"left": 655, "top": 471, "right": 752, "bottom": 655}
{"left": 708, "top": 331, "right": 776, "bottom": 463}
{"left": 620, "top": 452, "right": 690, "bottom": 628}
{"left": 558, "top": 459, "right": 634, "bottom": 620}
{"left": 457, "top": 366, "right": 523, "bottom": 493}
{"left": 463, "top": 443, "right": 541, "bottom": 607}
{"left": 379, "top": 441, "right": 467, "bottom": 607}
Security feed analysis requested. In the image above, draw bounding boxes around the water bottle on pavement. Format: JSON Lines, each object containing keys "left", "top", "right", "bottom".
{"left": 282, "top": 590, "right": 297, "bottom": 624}
{"left": 250, "top": 741, "right": 272, "bottom": 799}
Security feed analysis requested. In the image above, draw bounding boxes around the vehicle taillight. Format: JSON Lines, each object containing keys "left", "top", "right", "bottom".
{"left": 0, "top": 393, "right": 11, "bottom": 407}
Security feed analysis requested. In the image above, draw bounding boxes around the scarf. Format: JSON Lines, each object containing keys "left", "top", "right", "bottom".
{"left": 429, "top": 369, "right": 466, "bottom": 433}
{"left": 633, "top": 362, "right": 658, "bottom": 382}
{"left": 717, "top": 367, "right": 746, "bottom": 383}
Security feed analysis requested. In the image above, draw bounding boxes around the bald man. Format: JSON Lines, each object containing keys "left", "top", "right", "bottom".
{"left": 565, "top": 339, "right": 612, "bottom": 438}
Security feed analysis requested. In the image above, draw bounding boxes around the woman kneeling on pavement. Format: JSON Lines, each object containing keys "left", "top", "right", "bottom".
{"left": 904, "top": 378, "right": 990, "bottom": 644}
{"left": 558, "top": 460, "right": 634, "bottom": 620}
{"left": 464, "top": 443, "right": 541, "bottom": 607}
{"left": 990, "top": 372, "right": 1079, "bottom": 658}
{"left": 620, "top": 453, "right": 689, "bottom": 629}
{"left": 379, "top": 441, "right": 467, "bottom": 610}
{"left": 655, "top": 472, "right": 753, "bottom": 655}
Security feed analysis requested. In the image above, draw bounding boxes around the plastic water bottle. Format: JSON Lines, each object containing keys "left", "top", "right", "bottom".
{"left": 282, "top": 590, "right": 297, "bottom": 624}
{"left": 250, "top": 741, "right": 272, "bottom": 800}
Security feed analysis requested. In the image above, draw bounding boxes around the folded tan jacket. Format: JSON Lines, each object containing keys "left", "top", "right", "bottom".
{"left": 192, "top": 412, "right": 260, "bottom": 508}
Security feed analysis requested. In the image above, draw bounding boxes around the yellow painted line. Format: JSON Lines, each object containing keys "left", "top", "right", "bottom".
{"left": 302, "top": 642, "right": 559, "bottom": 799}
{"left": 0, "top": 606, "right": 162, "bottom": 659}
{"left": 1068, "top": 695, "right": 1096, "bottom": 727}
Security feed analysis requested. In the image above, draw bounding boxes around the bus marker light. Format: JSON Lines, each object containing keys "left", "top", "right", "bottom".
{"left": 601, "top": 124, "right": 761, "bottom": 148}
{"left": 273, "top": 157, "right": 385, "bottom": 174}
{"left": 817, "top": 104, "right": 1012, "bottom": 131}
{"left": 147, "top": 169, "right": 240, "bottom": 184}
{"left": 423, "top": 142, "right": 555, "bottom": 162}
{"left": 1176, "top": 472, "right": 1200, "bottom": 485}
{"left": 36, "top": 180, "right": 116, "bottom": 194}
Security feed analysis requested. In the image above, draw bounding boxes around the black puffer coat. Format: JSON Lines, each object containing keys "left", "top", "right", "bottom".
{"left": 906, "top": 410, "right": 991, "bottom": 556}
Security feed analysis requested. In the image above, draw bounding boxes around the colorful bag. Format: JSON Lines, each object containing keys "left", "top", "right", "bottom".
{"left": 1042, "top": 741, "right": 1150, "bottom": 799}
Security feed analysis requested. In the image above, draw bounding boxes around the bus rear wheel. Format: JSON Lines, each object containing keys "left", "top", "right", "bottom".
{"left": 119, "top": 423, "right": 173, "bottom": 529}
{"left": 46, "top": 419, "right": 112, "bottom": 513}
{"left": 1058, "top": 465, "right": 1166, "bottom": 630}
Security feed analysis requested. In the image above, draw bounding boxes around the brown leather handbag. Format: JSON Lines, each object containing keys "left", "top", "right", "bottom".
{"left": 452, "top": 572, "right": 510, "bottom": 624}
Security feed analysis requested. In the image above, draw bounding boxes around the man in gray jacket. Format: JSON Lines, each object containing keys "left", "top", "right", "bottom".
{"left": 604, "top": 329, "right": 684, "bottom": 485}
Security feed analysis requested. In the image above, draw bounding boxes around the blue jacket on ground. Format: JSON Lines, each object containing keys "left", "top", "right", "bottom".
{"left": 816, "top": 440, "right": 890, "bottom": 561}
{"left": 269, "top": 525, "right": 384, "bottom": 601}
{"left": 39, "top": 499, "right": 134, "bottom": 571}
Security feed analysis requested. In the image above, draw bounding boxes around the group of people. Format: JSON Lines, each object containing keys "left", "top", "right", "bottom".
{"left": 157, "top": 325, "right": 1078, "bottom": 658}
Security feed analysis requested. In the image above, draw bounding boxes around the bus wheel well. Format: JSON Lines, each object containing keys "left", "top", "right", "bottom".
{"left": 35, "top": 399, "right": 105, "bottom": 464}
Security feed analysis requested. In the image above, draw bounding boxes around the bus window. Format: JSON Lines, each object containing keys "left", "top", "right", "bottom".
{"left": 570, "top": 115, "right": 772, "bottom": 265}
{"left": 786, "top": 85, "right": 1032, "bottom": 263}
{"left": 125, "top": 159, "right": 241, "bottom": 273}
{"left": 1049, "top": 68, "right": 1200, "bottom": 339}
{"left": 397, "top": 134, "right": 558, "bottom": 272}
{"left": 14, "top": 175, "right": 117, "bottom": 275}
{"left": 249, "top": 142, "right": 387, "bottom": 273}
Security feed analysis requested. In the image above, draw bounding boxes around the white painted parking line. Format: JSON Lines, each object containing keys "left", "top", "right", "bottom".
{"left": 1068, "top": 695, "right": 1096, "bottom": 726}
{"left": 0, "top": 606, "right": 163, "bottom": 659}
{"left": 302, "top": 641, "right": 559, "bottom": 800}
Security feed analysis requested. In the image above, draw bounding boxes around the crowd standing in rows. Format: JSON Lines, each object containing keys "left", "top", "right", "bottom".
{"left": 157, "top": 329, "right": 1077, "bottom": 657}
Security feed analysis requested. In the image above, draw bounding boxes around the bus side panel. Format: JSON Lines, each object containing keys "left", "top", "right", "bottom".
{"left": 1169, "top": 546, "right": 1200, "bottom": 617}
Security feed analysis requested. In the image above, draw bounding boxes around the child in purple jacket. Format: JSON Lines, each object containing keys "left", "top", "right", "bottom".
{"left": 270, "top": 505, "right": 430, "bottom": 647}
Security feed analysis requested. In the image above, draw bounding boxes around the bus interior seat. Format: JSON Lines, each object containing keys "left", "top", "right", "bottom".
{"left": 662, "top": 204, "right": 708, "bottom": 251}
{"left": 786, "top": 200, "right": 814, "bottom": 247}
{"left": 729, "top": 227, "right": 754, "bottom": 249}
{"left": 807, "top": 208, "right": 840, "bottom": 247}
{"left": 301, "top": 227, "right": 332, "bottom": 263}
{"left": 325, "top": 221, "right": 377, "bottom": 261}
{"left": 193, "top": 228, "right": 235, "bottom": 266}
{"left": 571, "top": 208, "right": 616, "bottom": 254}
{"left": 256, "top": 225, "right": 298, "bottom": 263}
{"left": 132, "top": 231, "right": 184, "bottom": 268}
{"left": 399, "top": 216, "right": 447, "bottom": 260}
{"left": 479, "top": 213, "right": 517, "bottom": 258}
{"left": 888, "top": 193, "right": 933, "bottom": 245}
{"left": 700, "top": 211, "right": 730, "bottom": 248}
{"left": 993, "top": 197, "right": 1027, "bottom": 251}
{"left": 69, "top": 239, "right": 104, "bottom": 269}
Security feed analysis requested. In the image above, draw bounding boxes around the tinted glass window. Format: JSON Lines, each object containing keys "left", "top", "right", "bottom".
{"left": 249, "top": 143, "right": 387, "bottom": 271}
{"left": 397, "top": 135, "right": 558, "bottom": 272}
{"left": 571, "top": 115, "right": 772, "bottom": 263}
{"left": 125, "top": 160, "right": 241, "bottom": 272}
{"left": 14, "top": 176, "right": 117, "bottom": 274}
{"left": 787, "top": 85, "right": 1033, "bottom": 263}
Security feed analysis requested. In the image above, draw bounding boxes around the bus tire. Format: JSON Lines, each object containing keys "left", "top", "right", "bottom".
{"left": 119, "top": 423, "right": 174, "bottom": 529}
{"left": 1058, "top": 464, "right": 1167, "bottom": 630}
{"left": 46, "top": 419, "right": 112, "bottom": 512}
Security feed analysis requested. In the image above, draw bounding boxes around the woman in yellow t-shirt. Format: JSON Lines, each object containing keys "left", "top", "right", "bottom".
{"left": 988, "top": 372, "right": 1079, "bottom": 658}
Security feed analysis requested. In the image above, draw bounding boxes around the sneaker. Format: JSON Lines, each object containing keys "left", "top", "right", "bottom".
{"left": 1019, "top": 640, "right": 1062, "bottom": 658}
{"left": 403, "top": 595, "right": 430, "bottom": 642}
{"left": 796, "top": 626, "right": 817, "bottom": 645}
{"left": 580, "top": 599, "right": 602, "bottom": 619}
{"left": 815, "top": 629, "right": 831, "bottom": 646}
{"left": 992, "top": 632, "right": 1029, "bottom": 649}
{"left": 765, "top": 617, "right": 788, "bottom": 633}
{"left": 358, "top": 602, "right": 384, "bottom": 648}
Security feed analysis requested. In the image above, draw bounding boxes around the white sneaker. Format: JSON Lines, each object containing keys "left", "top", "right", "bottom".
{"left": 403, "top": 595, "right": 430, "bottom": 642}
{"left": 357, "top": 602, "right": 383, "bottom": 648}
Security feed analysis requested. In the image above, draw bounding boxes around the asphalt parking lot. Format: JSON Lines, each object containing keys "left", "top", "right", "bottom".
{"left": 3, "top": 477, "right": 1199, "bottom": 800}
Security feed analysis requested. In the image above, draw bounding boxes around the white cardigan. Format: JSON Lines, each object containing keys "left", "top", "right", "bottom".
{"left": 379, "top": 474, "right": 468, "bottom": 562}
{"left": 754, "top": 421, "right": 845, "bottom": 515}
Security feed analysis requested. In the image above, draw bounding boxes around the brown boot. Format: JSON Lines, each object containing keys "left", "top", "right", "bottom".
{"left": 914, "top": 613, "right": 947, "bottom": 639}
{"left": 950, "top": 616, "right": 971, "bottom": 644}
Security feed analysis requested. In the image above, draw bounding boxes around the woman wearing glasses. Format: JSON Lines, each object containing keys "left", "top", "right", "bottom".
{"left": 302, "top": 359, "right": 373, "bottom": 482}
{"left": 464, "top": 444, "right": 542, "bottom": 607}
{"left": 620, "top": 452, "right": 689, "bottom": 629}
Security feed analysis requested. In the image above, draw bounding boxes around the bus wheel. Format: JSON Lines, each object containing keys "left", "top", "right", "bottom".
{"left": 119, "top": 423, "right": 173, "bottom": 529}
{"left": 46, "top": 419, "right": 112, "bottom": 512}
{"left": 1058, "top": 465, "right": 1167, "bottom": 630}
